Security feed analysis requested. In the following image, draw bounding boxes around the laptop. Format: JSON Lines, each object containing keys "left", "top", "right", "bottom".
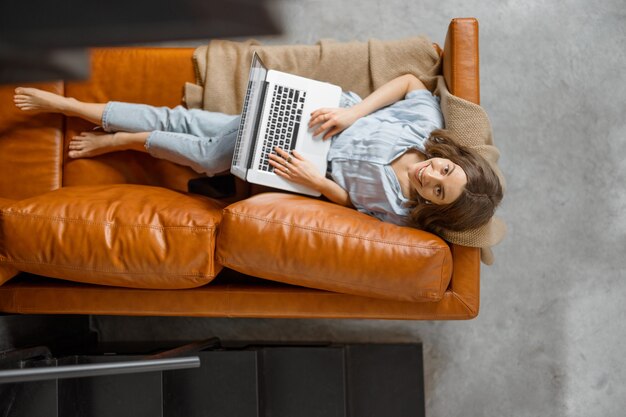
{"left": 231, "top": 52, "right": 342, "bottom": 196}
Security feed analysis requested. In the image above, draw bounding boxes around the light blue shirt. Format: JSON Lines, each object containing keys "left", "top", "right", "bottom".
{"left": 329, "top": 89, "right": 444, "bottom": 226}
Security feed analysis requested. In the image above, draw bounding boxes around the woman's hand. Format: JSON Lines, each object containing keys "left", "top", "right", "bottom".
{"left": 308, "top": 107, "right": 361, "bottom": 140}
{"left": 269, "top": 147, "right": 324, "bottom": 190}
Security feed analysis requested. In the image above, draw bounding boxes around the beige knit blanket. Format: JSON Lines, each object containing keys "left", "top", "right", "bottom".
{"left": 184, "top": 37, "right": 506, "bottom": 260}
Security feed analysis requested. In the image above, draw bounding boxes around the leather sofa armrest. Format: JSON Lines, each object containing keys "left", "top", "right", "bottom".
{"left": 443, "top": 18, "right": 480, "bottom": 105}
{"left": 0, "top": 198, "right": 19, "bottom": 285}
{"left": 0, "top": 82, "right": 65, "bottom": 200}
{"left": 441, "top": 17, "right": 482, "bottom": 315}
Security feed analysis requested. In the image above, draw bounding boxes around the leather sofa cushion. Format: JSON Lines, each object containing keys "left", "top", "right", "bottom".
{"left": 0, "top": 267, "right": 17, "bottom": 286}
{"left": 0, "top": 185, "right": 224, "bottom": 289}
{"left": 216, "top": 193, "right": 453, "bottom": 302}
{"left": 0, "top": 197, "right": 19, "bottom": 285}
{"left": 63, "top": 48, "right": 199, "bottom": 192}
{"left": 0, "top": 82, "right": 65, "bottom": 200}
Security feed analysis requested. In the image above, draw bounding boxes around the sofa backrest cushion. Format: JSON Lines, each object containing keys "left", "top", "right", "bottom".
{"left": 216, "top": 193, "right": 452, "bottom": 302}
{"left": 0, "top": 184, "right": 225, "bottom": 289}
{"left": 63, "top": 48, "right": 199, "bottom": 192}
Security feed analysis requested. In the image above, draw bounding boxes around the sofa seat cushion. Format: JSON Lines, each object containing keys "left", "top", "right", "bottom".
{"left": 216, "top": 193, "right": 453, "bottom": 302}
{"left": 0, "top": 185, "right": 225, "bottom": 289}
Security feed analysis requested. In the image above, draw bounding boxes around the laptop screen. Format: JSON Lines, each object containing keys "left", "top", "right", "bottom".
{"left": 232, "top": 52, "right": 268, "bottom": 172}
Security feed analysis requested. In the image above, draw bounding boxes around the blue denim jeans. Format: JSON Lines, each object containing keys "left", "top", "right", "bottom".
{"left": 102, "top": 102, "right": 240, "bottom": 175}
{"left": 100, "top": 92, "right": 360, "bottom": 176}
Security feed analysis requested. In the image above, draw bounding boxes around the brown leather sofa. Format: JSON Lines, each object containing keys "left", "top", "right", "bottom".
{"left": 0, "top": 18, "right": 482, "bottom": 320}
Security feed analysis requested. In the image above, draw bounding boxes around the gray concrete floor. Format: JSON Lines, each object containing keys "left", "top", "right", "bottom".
{"left": 93, "top": 1, "right": 626, "bottom": 416}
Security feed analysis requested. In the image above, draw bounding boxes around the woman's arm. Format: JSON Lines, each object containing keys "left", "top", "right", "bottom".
{"left": 309, "top": 74, "right": 426, "bottom": 139}
{"left": 269, "top": 148, "right": 353, "bottom": 207}
{"left": 351, "top": 74, "right": 426, "bottom": 119}
{"left": 316, "top": 177, "right": 353, "bottom": 207}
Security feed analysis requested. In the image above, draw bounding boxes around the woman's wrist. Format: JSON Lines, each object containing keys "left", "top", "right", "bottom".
{"left": 316, "top": 177, "right": 352, "bottom": 207}
{"left": 314, "top": 177, "right": 332, "bottom": 193}
{"left": 351, "top": 102, "right": 371, "bottom": 119}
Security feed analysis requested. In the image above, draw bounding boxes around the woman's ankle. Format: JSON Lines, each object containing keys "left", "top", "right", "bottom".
{"left": 112, "top": 132, "right": 150, "bottom": 153}
{"left": 61, "top": 97, "right": 83, "bottom": 116}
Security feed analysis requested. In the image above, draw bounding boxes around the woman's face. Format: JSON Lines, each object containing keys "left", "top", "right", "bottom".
{"left": 407, "top": 157, "right": 468, "bottom": 205}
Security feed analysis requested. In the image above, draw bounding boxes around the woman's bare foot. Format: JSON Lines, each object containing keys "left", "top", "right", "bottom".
{"left": 13, "top": 87, "right": 74, "bottom": 114}
{"left": 68, "top": 132, "right": 122, "bottom": 159}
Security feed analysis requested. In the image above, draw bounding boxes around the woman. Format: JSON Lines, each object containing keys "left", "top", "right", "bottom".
{"left": 13, "top": 74, "right": 502, "bottom": 233}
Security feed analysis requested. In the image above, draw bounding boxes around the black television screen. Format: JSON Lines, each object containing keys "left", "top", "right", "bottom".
{"left": 0, "top": 0, "right": 280, "bottom": 83}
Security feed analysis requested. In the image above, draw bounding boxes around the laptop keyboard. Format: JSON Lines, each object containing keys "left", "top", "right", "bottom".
{"left": 258, "top": 85, "right": 306, "bottom": 172}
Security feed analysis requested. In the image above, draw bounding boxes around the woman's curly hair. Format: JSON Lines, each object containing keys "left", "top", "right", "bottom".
{"left": 408, "top": 129, "right": 503, "bottom": 233}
